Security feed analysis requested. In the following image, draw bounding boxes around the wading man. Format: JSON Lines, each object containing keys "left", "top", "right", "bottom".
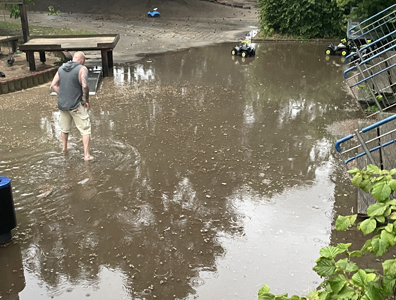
{"left": 50, "top": 51, "right": 94, "bottom": 161}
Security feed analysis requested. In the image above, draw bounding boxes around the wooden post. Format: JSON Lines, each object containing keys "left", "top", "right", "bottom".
{"left": 107, "top": 50, "right": 113, "bottom": 68}
{"left": 101, "top": 49, "right": 109, "bottom": 77}
{"left": 39, "top": 51, "right": 46, "bottom": 63}
{"left": 11, "top": 40, "right": 17, "bottom": 53}
{"left": 19, "top": 3, "right": 29, "bottom": 43}
{"left": 26, "top": 51, "right": 35, "bottom": 71}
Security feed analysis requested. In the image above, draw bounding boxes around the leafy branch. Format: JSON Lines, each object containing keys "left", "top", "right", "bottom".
{"left": 3, "top": 0, "right": 34, "bottom": 19}
{"left": 48, "top": 6, "right": 61, "bottom": 16}
{"left": 258, "top": 165, "right": 396, "bottom": 300}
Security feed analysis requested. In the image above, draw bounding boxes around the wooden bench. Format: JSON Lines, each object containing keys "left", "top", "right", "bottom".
{"left": 18, "top": 34, "right": 120, "bottom": 77}
{"left": 0, "top": 35, "right": 21, "bottom": 53}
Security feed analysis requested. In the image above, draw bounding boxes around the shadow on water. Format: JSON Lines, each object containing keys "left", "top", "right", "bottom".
{"left": 0, "top": 42, "right": 362, "bottom": 299}
{"left": 0, "top": 242, "right": 25, "bottom": 299}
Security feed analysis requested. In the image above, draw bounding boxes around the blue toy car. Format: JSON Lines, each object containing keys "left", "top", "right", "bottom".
{"left": 148, "top": 8, "right": 160, "bottom": 17}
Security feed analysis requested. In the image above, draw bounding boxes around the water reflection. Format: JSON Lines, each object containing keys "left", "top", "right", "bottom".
{"left": 0, "top": 243, "right": 25, "bottom": 300}
{"left": 114, "top": 64, "right": 155, "bottom": 85}
{"left": 0, "top": 42, "right": 362, "bottom": 299}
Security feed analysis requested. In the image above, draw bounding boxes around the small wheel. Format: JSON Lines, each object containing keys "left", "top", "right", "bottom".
{"left": 341, "top": 49, "right": 349, "bottom": 56}
{"left": 241, "top": 51, "right": 247, "bottom": 58}
{"left": 325, "top": 48, "right": 333, "bottom": 55}
{"left": 231, "top": 49, "right": 236, "bottom": 56}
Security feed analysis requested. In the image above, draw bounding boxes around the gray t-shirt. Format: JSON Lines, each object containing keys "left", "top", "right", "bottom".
{"left": 57, "top": 61, "right": 83, "bottom": 111}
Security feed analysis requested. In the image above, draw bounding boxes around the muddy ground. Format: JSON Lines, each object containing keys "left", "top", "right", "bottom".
{"left": 0, "top": 0, "right": 259, "bottom": 78}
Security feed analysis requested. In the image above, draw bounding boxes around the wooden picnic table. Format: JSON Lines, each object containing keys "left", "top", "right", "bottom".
{"left": 19, "top": 34, "right": 120, "bottom": 77}
{"left": 0, "top": 36, "right": 21, "bottom": 53}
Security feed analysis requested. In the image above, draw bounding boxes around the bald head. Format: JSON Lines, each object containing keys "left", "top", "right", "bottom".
{"left": 73, "top": 51, "right": 86, "bottom": 65}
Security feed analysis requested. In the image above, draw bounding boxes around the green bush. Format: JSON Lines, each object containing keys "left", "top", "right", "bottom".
{"left": 258, "top": 0, "right": 396, "bottom": 39}
{"left": 259, "top": 165, "right": 396, "bottom": 299}
{"left": 258, "top": 0, "right": 345, "bottom": 39}
{"left": 336, "top": 0, "right": 395, "bottom": 20}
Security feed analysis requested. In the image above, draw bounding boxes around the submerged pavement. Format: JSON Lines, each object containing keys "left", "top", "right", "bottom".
{"left": 0, "top": 42, "right": 363, "bottom": 299}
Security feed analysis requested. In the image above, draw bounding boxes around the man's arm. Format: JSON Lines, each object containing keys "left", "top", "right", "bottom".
{"left": 79, "top": 66, "right": 90, "bottom": 109}
{"left": 50, "top": 71, "right": 60, "bottom": 94}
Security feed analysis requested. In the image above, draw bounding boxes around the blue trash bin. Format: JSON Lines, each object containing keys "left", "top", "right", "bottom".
{"left": 0, "top": 177, "right": 17, "bottom": 244}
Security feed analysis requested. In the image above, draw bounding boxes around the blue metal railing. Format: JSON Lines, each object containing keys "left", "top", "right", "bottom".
{"left": 348, "top": 4, "right": 396, "bottom": 36}
{"left": 335, "top": 114, "right": 396, "bottom": 165}
{"left": 344, "top": 43, "right": 396, "bottom": 78}
{"left": 345, "top": 29, "right": 396, "bottom": 64}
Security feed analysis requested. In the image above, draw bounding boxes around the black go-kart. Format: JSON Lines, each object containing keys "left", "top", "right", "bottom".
{"left": 231, "top": 41, "right": 255, "bottom": 58}
{"left": 325, "top": 38, "right": 356, "bottom": 56}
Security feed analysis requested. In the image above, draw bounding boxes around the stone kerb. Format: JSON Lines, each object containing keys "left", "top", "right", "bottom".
{"left": 0, "top": 67, "right": 58, "bottom": 95}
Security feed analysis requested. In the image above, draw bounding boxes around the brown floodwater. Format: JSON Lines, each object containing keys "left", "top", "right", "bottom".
{"left": 0, "top": 42, "right": 361, "bottom": 300}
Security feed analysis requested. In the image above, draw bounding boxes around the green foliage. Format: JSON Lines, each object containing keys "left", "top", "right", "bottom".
{"left": 357, "top": 84, "right": 384, "bottom": 113}
{"left": 257, "top": 0, "right": 345, "bottom": 38}
{"left": 258, "top": 165, "right": 396, "bottom": 299}
{"left": 5, "top": 0, "right": 34, "bottom": 19}
{"left": 365, "top": 105, "right": 380, "bottom": 113}
{"left": 336, "top": 0, "right": 395, "bottom": 19}
{"left": 258, "top": 284, "right": 307, "bottom": 300}
{"left": 48, "top": 5, "right": 61, "bottom": 16}
{"left": 258, "top": 0, "right": 396, "bottom": 39}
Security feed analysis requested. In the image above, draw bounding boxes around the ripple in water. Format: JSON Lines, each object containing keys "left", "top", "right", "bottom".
{"left": 3, "top": 139, "right": 142, "bottom": 222}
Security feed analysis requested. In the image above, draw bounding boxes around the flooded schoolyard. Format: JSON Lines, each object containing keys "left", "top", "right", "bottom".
{"left": 0, "top": 42, "right": 361, "bottom": 299}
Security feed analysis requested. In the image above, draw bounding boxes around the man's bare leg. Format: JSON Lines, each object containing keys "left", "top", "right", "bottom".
{"left": 61, "top": 132, "right": 69, "bottom": 152}
{"left": 83, "top": 134, "right": 94, "bottom": 161}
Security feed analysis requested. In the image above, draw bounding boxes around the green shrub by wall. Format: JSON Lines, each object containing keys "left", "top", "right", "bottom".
{"left": 258, "top": 0, "right": 344, "bottom": 38}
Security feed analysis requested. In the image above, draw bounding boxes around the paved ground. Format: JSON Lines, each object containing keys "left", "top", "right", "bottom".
{"left": 0, "top": 0, "right": 259, "bottom": 76}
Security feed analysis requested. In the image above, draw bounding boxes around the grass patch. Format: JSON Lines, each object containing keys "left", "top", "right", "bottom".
{"left": 0, "top": 20, "right": 95, "bottom": 36}
{"left": 0, "top": 20, "right": 20, "bottom": 32}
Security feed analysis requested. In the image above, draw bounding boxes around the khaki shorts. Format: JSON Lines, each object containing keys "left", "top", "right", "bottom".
{"left": 59, "top": 103, "right": 91, "bottom": 136}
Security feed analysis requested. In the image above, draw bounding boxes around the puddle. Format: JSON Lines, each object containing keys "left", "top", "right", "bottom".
{"left": 0, "top": 42, "right": 362, "bottom": 299}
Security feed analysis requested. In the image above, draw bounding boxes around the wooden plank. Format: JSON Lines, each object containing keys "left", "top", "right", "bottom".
{"left": 21, "top": 39, "right": 113, "bottom": 46}
{"left": 19, "top": 36, "right": 119, "bottom": 51}
{"left": 19, "top": 3, "right": 29, "bottom": 42}
{"left": 19, "top": 34, "right": 119, "bottom": 77}
{"left": 29, "top": 34, "right": 119, "bottom": 39}
{"left": 0, "top": 0, "right": 23, "bottom": 3}
{"left": 98, "top": 34, "right": 120, "bottom": 48}
{"left": 39, "top": 51, "right": 45, "bottom": 63}
{"left": 0, "top": 35, "right": 20, "bottom": 53}
{"left": 26, "top": 51, "right": 35, "bottom": 72}
{"left": 0, "top": 36, "right": 20, "bottom": 42}
{"left": 101, "top": 49, "right": 109, "bottom": 78}
{"left": 107, "top": 50, "right": 113, "bottom": 68}
{"left": 18, "top": 44, "right": 62, "bottom": 51}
